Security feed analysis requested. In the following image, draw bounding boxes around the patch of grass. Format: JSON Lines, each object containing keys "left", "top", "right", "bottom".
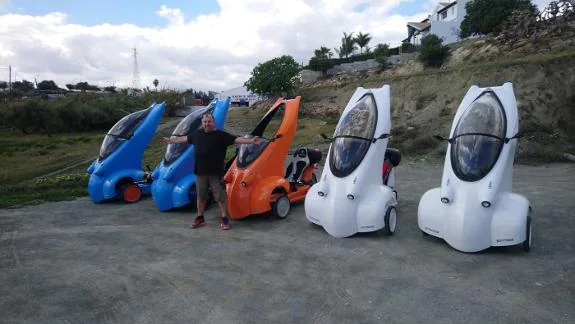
{"left": 416, "top": 94, "right": 437, "bottom": 111}
{"left": 440, "top": 107, "right": 451, "bottom": 116}
{"left": 0, "top": 117, "right": 182, "bottom": 208}
{"left": 0, "top": 130, "right": 103, "bottom": 185}
{"left": 0, "top": 173, "right": 89, "bottom": 208}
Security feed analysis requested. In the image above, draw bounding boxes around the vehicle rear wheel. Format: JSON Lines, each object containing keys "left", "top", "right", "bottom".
{"left": 523, "top": 215, "right": 532, "bottom": 252}
{"left": 122, "top": 183, "right": 141, "bottom": 203}
{"left": 384, "top": 206, "right": 397, "bottom": 236}
{"left": 272, "top": 194, "right": 291, "bottom": 219}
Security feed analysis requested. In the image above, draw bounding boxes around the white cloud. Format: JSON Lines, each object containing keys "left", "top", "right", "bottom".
{"left": 0, "top": 0, "right": 555, "bottom": 92}
{"left": 157, "top": 5, "right": 185, "bottom": 25}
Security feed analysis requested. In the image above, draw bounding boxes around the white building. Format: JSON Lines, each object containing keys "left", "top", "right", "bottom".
{"left": 215, "top": 86, "right": 263, "bottom": 107}
{"left": 404, "top": 0, "right": 472, "bottom": 45}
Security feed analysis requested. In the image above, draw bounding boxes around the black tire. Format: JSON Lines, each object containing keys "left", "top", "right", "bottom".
{"left": 272, "top": 194, "right": 291, "bottom": 219}
{"left": 523, "top": 215, "right": 532, "bottom": 252}
{"left": 384, "top": 206, "right": 397, "bottom": 236}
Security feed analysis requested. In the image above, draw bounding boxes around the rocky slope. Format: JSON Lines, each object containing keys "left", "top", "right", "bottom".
{"left": 252, "top": 21, "right": 575, "bottom": 162}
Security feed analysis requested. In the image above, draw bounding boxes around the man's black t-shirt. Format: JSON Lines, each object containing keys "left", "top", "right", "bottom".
{"left": 187, "top": 129, "right": 237, "bottom": 176}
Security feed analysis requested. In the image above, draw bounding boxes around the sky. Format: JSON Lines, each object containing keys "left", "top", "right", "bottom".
{"left": 0, "top": 0, "right": 554, "bottom": 92}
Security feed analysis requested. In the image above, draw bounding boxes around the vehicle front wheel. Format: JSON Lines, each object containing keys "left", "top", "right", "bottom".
{"left": 384, "top": 206, "right": 397, "bottom": 236}
{"left": 272, "top": 194, "right": 291, "bottom": 219}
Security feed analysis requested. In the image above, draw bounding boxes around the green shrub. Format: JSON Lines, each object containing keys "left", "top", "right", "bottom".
{"left": 0, "top": 92, "right": 183, "bottom": 134}
{"left": 418, "top": 34, "right": 450, "bottom": 68}
{"left": 373, "top": 43, "right": 390, "bottom": 68}
{"left": 308, "top": 57, "right": 336, "bottom": 73}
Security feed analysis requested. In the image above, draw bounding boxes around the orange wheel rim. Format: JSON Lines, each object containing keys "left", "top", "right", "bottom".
{"left": 123, "top": 183, "right": 141, "bottom": 202}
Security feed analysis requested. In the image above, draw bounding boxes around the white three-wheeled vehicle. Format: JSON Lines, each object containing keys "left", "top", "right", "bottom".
{"left": 418, "top": 82, "right": 532, "bottom": 252}
{"left": 305, "top": 85, "right": 401, "bottom": 238}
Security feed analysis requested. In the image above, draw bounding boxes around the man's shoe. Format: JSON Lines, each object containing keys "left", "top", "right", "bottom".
{"left": 190, "top": 215, "right": 206, "bottom": 228}
{"left": 220, "top": 217, "right": 231, "bottom": 230}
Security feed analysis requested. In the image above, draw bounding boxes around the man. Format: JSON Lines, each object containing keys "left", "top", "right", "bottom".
{"left": 163, "top": 112, "right": 260, "bottom": 230}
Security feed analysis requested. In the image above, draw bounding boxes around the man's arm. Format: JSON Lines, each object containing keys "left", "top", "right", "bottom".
{"left": 235, "top": 136, "right": 261, "bottom": 145}
{"left": 163, "top": 136, "right": 188, "bottom": 145}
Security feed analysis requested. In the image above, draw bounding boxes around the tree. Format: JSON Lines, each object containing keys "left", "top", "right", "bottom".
{"left": 354, "top": 32, "right": 372, "bottom": 54}
{"left": 66, "top": 84, "right": 75, "bottom": 90}
{"left": 460, "top": 0, "right": 537, "bottom": 38}
{"left": 75, "top": 81, "right": 100, "bottom": 92}
{"left": 339, "top": 32, "right": 357, "bottom": 58}
{"left": 12, "top": 80, "right": 35, "bottom": 92}
{"left": 37, "top": 80, "right": 59, "bottom": 91}
{"left": 334, "top": 46, "right": 345, "bottom": 58}
{"left": 153, "top": 78, "right": 159, "bottom": 90}
{"left": 0, "top": 81, "right": 7, "bottom": 90}
{"left": 373, "top": 43, "right": 390, "bottom": 68}
{"left": 75, "top": 82, "right": 89, "bottom": 92}
{"left": 313, "top": 46, "right": 333, "bottom": 59}
{"left": 309, "top": 46, "right": 335, "bottom": 74}
{"left": 418, "top": 34, "right": 450, "bottom": 67}
{"left": 244, "top": 55, "right": 301, "bottom": 97}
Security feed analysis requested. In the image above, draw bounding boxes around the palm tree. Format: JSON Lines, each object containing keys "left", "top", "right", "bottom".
{"left": 355, "top": 32, "right": 372, "bottom": 54}
{"left": 314, "top": 46, "right": 333, "bottom": 59}
{"left": 334, "top": 46, "right": 345, "bottom": 59}
{"left": 341, "top": 32, "right": 357, "bottom": 58}
{"left": 153, "top": 78, "right": 159, "bottom": 91}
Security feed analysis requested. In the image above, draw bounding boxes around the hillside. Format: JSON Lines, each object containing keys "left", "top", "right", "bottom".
{"left": 251, "top": 22, "right": 575, "bottom": 163}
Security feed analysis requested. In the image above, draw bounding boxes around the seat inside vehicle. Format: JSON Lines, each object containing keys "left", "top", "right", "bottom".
{"left": 285, "top": 148, "right": 322, "bottom": 183}
{"left": 285, "top": 148, "right": 309, "bottom": 183}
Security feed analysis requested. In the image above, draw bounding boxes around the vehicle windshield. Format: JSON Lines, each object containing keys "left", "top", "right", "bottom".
{"left": 329, "top": 93, "right": 378, "bottom": 177}
{"left": 236, "top": 138, "right": 270, "bottom": 168}
{"left": 450, "top": 91, "right": 507, "bottom": 182}
{"left": 164, "top": 105, "right": 215, "bottom": 164}
{"left": 236, "top": 103, "right": 284, "bottom": 168}
{"left": 98, "top": 107, "right": 151, "bottom": 161}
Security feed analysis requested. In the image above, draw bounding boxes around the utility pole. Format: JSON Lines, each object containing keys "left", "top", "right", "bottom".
{"left": 8, "top": 65, "right": 11, "bottom": 93}
{"left": 132, "top": 47, "right": 141, "bottom": 91}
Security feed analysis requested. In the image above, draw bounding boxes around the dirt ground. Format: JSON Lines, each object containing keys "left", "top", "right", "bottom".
{"left": 1, "top": 161, "right": 574, "bottom": 323}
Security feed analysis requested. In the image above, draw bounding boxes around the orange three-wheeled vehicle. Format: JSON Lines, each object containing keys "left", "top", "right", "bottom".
{"left": 224, "top": 96, "right": 322, "bottom": 220}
